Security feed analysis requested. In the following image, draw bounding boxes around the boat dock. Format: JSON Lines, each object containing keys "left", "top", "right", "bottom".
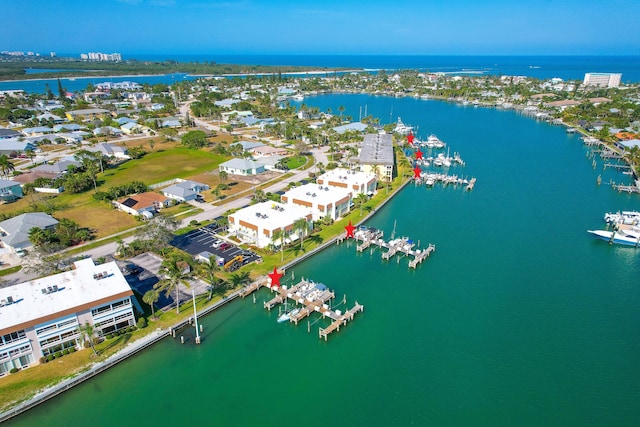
{"left": 408, "top": 243, "right": 436, "bottom": 268}
{"left": 349, "top": 227, "right": 436, "bottom": 268}
{"left": 241, "top": 278, "right": 364, "bottom": 340}
{"left": 319, "top": 302, "right": 365, "bottom": 341}
{"left": 413, "top": 173, "right": 477, "bottom": 190}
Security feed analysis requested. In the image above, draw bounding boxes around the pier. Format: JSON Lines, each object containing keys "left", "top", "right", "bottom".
{"left": 241, "top": 278, "right": 364, "bottom": 340}
{"left": 349, "top": 227, "right": 436, "bottom": 269}
{"left": 413, "top": 172, "right": 477, "bottom": 190}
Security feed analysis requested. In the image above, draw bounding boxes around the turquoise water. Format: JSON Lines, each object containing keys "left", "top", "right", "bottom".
{"left": 6, "top": 95, "right": 640, "bottom": 426}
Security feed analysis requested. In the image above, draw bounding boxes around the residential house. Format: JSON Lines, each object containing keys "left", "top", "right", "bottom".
{"left": 93, "top": 126, "right": 123, "bottom": 137}
{"left": 0, "top": 139, "right": 37, "bottom": 156}
{"left": 53, "top": 124, "right": 83, "bottom": 133}
{"left": 0, "top": 258, "right": 135, "bottom": 375}
{"left": 0, "top": 212, "right": 58, "bottom": 252}
{"left": 0, "top": 128, "right": 22, "bottom": 140}
{"left": 120, "top": 122, "right": 143, "bottom": 135}
{"left": 250, "top": 145, "right": 289, "bottom": 157}
{"left": 113, "top": 192, "right": 172, "bottom": 217}
{"left": 88, "top": 143, "right": 130, "bottom": 159}
{"left": 161, "top": 180, "right": 210, "bottom": 202}
{"left": 65, "top": 108, "right": 110, "bottom": 121}
{"left": 333, "top": 122, "right": 369, "bottom": 134}
{"left": 21, "top": 126, "right": 54, "bottom": 137}
{"left": 0, "top": 179, "right": 23, "bottom": 201}
{"left": 35, "top": 113, "right": 64, "bottom": 124}
{"left": 31, "top": 159, "right": 81, "bottom": 176}
{"left": 218, "top": 158, "right": 265, "bottom": 176}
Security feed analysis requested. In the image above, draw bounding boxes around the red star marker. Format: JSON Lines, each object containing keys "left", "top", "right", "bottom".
{"left": 413, "top": 166, "right": 422, "bottom": 179}
{"left": 407, "top": 133, "right": 415, "bottom": 145}
{"left": 268, "top": 266, "right": 283, "bottom": 288}
{"left": 415, "top": 149, "right": 423, "bottom": 160}
{"left": 345, "top": 220, "right": 356, "bottom": 238}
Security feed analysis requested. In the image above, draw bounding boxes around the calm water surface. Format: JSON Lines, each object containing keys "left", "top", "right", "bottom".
{"left": 6, "top": 95, "right": 640, "bottom": 426}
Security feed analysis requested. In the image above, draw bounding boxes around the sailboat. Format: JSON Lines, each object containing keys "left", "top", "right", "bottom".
{"left": 277, "top": 298, "right": 300, "bottom": 323}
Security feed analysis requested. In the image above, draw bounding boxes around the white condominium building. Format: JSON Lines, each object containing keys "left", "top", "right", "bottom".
{"left": 0, "top": 259, "right": 135, "bottom": 375}
{"left": 583, "top": 73, "right": 622, "bottom": 88}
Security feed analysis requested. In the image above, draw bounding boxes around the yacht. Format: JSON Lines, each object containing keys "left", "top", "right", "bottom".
{"left": 603, "top": 211, "right": 640, "bottom": 225}
{"left": 394, "top": 117, "right": 413, "bottom": 135}
{"left": 588, "top": 225, "right": 640, "bottom": 246}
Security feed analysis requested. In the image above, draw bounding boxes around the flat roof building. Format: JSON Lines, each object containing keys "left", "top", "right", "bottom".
{"left": 228, "top": 201, "right": 311, "bottom": 248}
{"left": 357, "top": 133, "right": 394, "bottom": 182}
{"left": 281, "top": 183, "right": 352, "bottom": 222}
{"left": 583, "top": 73, "right": 622, "bottom": 88}
{"left": 316, "top": 167, "right": 377, "bottom": 196}
{"left": 0, "top": 259, "right": 135, "bottom": 375}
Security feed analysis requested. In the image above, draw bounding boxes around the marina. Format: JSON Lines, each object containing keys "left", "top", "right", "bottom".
{"left": 340, "top": 226, "right": 436, "bottom": 269}
{"left": 240, "top": 276, "right": 364, "bottom": 341}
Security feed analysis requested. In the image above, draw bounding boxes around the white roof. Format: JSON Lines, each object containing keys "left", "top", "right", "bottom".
{"left": 230, "top": 201, "right": 310, "bottom": 232}
{"left": 317, "top": 167, "right": 376, "bottom": 190}
{"left": 283, "top": 183, "right": 352, "bottom": 205}
{"left": 0, "top": 259, "right": 133, "bottom": 334}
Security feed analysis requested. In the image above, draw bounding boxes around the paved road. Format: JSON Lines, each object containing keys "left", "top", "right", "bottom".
{"left": 5, "top": 104, "right": 329, "bottom": 284}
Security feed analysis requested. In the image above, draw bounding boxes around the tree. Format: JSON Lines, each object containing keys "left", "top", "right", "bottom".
{"left": 354, "top": 193, "right": 369, "bottom": 216}
{"left": 294, "top": 217, "right": 308, "bottom": 249}
{"left": 28, "top": 227, "right": 48, "bottom": 247}
{"left": 228, "top": 271, "right": 251, "bottom": 288}
{"left": 271, "top": 228, "right": 285, "bottom": 261}
{"left": 218, "top": 170, "right": 228, "bottom": 184}
{"left": 57, "top": 78, "right": 65, "bottom": 100}
{"left": 181, "top": 130, "right": 208, "bottom": 149}
{"left": 136, "top": 215, "right": 179, "bottom": 252}
{"left": 25, "top": 148, "right": 35, "bottom": 164}
{"left": 143, "top": 289, "right": 159, "bottom": 319}
{"left": 155, "top": 259, "right": 192, "bottom": 313}
{"left": 0, "top": 155, "right": 15, "bottom": 178}
{"left": 116, "top": 238, "right": 127, "bottom": 258}
{"left": 78, "top": 322, "right": 98, "bottom": 356}
{"left": 199, "top": 257, "right": 220, "bottom": 301}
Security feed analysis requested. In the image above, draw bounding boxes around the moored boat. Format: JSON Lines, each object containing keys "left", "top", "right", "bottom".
{"left": 604, "top": 210, "right": 640, "bottom": 225}
{"left": 588, "top": 225, "right": 640, "bottom": 246}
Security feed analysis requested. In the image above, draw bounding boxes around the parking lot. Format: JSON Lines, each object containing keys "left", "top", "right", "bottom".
{"left": 170, "top": 223, "right": 261, "bottom": 270}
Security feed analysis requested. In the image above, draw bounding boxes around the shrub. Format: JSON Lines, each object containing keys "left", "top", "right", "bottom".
{"left": 131, "top": 325, "right": 138, "bottom": 331}
{"left": 55, "top": 351, "right": 63, "bottom": 358}
{"left": 63, "top": 349, "right": 69, "bottom": 355}
{"left": 106, "top": 334, "right": 113, "bottom": 339}
{"left": 39, "top": 356, "right": 47, "bottom": 364}
{"left": 10, "top": 368, "right": 18, "bottom": 374}
{"left": 47, "top": 355, "right": 55, "bottom": 362}
{"left": 137, "top": 318, "right": 147, "bottom": 329}
{"left": 69, "top": 347, "right": 76, "bottom": 353}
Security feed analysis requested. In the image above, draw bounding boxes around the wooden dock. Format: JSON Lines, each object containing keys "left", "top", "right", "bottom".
{"left": 408, "top": 244, "right": 436, "bottom": 268}
{"left": 319, "top": 302, "right": 365, "bottom": 341}
{"left": 240, "top": 277, "right": 364, "bottom": 340}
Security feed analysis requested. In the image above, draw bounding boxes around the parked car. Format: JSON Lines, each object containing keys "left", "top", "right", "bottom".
{"left": 219, "top": 243, "right": 231, "bottom": 251}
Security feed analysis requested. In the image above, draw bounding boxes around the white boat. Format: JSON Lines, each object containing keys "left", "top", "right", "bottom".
{"left": 588, "top": 226, "right": 640, "bottom": 246}
{"left": 426, "top": 134, "right": 445, "bottom": 148}
{"left": 292, "top": 94, "right": 304, "bottom": 101}
{"left": 394, "top": 117, "right": 413, "bottom": 135}
{"left": 277, "top": 307, "right": 300, "bottom": 323}
{"left": 603, "top": 211, "right": 640, "bottom": 225}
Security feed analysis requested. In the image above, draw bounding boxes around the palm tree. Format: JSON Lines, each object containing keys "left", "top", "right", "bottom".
{"left": 143, "top": 289, "right": 159, "bottom": 319}
{"left": 25, "top": 148, "right": 35, "bottom": 164}
{"left": 115, "top": 238, "right": 127, "bottom": 258}
{"left": 28, "top": 227, "right": 48, "bottom": 247}
{"left": 199, "top": 257, "right": 220, "bottom": 300}
{"left": 294, "top": 218, "right": 308, "bottom": 250}
{"left": 354, "top": 193, "right": 369, "bottom": 216}
{"left": 155, "top": 259, "right": 192, "bottom": 314}
{"left": 0, "top": 155, "right": 15, "bottom": 178}
{"left": 219, "top": 170, "right": 228, "bottom": 184}
{"left": 271, "top": 228, "right": 285, "bottom": 261}
{"left": 228, "top": 271, "right": 251, "bottom": 288}
{"left": 78, "top": 322, "right": 98, "bottom": 356}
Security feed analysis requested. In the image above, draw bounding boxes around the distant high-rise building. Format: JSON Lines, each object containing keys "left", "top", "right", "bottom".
{"left": 80, "top": 52, "right": 122, "bottom": 62}
{"left": 583, "top": 73, "right": 622, "bottom": 88}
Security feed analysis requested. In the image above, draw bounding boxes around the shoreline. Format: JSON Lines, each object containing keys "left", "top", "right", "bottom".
{"left": 0, "top": 68, "right": 360, "bottom": 85}
{"left": 0, "top": 163, "right": 413, "bottom": 421}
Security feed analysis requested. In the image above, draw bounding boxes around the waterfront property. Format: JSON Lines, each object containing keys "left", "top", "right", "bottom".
{"left": 227, "top": 201, "right": 312, "bottom": 248}
{"left": 0, "top": 258, "right": 135, "bottom": 376}
{"left": 316, "top": 167, "right": 377, "bottom": 196}
{"left": 281, "top": 182, "right": 352, "bottom": 221}
{"left": 355, "top": 133, "right": 394, "bottom": 182}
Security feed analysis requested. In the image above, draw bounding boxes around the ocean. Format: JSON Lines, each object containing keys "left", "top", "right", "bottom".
{"left": 1, "top": 56, "right": 639, "bottom": 94}
{"left": 5, "top": 93, "right": 640, "bottom": 426}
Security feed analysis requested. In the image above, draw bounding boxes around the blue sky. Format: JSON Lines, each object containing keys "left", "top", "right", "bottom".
{"left": 2, "top": 0, "right": 639, "bottom": 56}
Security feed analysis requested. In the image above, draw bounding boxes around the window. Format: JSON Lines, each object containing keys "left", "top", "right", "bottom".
{"left": 36, "top": 324, "right": 58, "bottom": 335}
{"left": 1, "top": 330, "right": 26, "bottom": 346}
